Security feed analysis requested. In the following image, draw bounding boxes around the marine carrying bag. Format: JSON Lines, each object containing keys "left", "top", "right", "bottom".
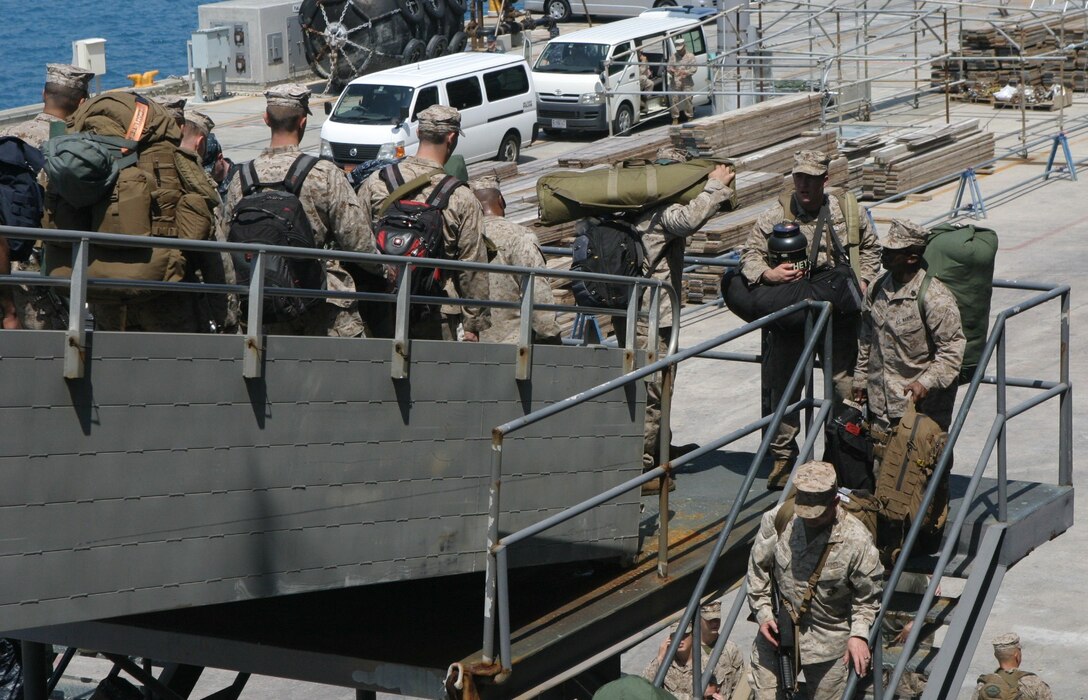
{"left": 569, "top": 217, "right": 647, "bottom": 309}
{"left": 42, "top": 93, "right": 216, "bottom": 300}
{"left": 976, "top": 670, "right": 1033, "bottom": 700}
{"left": 0, "top": 135, "right": 46, "bottom": 261}
{"left": 923, "top": 222, "right": 998, "bottom": 384}
{"left": 536, "top": 158, "right": 734, "bottom": 226}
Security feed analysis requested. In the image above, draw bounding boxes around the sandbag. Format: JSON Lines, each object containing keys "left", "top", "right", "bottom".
{"left": 536, "top": 158, "right": 733, "bottom": 226}
{"left": 924, "top": 223, "right": 998, "bottom": 383}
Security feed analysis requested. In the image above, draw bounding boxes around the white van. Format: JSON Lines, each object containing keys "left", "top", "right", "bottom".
{"left": 526, "top": 0, "right": 675, "bottom": 22}
{"left": 320, "top": 52, "right": 537, "bottom": 167}
{"left": 532, "top": 7, "right": 715, "bottom": 135}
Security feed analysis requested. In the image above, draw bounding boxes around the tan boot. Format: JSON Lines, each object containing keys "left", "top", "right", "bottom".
{"left": 767, "top": 458, "right": 791, "bottom": 491}
{"left": 642, "top": 476, "right": 676, "bottom": 496}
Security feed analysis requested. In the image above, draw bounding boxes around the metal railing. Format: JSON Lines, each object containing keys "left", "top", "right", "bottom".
{"left": 0, "top": 224, "right": 676, "bottom": 383}
{"left": 481, "top": 298, "right": 836, "bottom": 672}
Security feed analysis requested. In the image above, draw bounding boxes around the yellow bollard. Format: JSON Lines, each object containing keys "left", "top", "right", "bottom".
{"left": 127, "top": 73, "right": 144, "bottom": 87}
{"left": 142, "top": 70, "right": 159, "bottom": 86}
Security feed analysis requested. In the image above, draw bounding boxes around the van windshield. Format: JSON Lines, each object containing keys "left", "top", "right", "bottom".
{"left": 534, "top": 43, "right": 610, "bottom": 74}
{"left": 331, "top": 84, "right": 413, "bottom": 124}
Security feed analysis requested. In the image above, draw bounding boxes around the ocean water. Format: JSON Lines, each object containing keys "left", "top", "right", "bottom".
{"left": 0, "top": 0, "right": 206, "bottom": 111}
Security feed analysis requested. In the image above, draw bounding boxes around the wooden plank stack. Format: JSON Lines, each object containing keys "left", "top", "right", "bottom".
{"left": 860, "top": 120, "right": 994, "bottom": 199}
{"left": 667, "top": 93, "right": 823, "bottom": 157}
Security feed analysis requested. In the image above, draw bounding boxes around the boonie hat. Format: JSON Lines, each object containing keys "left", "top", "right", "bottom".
{"left": 883, "top": 219, "right": 929, "bottom": 250}
{"left": 46, "top": 63, "right": 94, "bottom": 92}
{"left": 417, "top": 104, "right": 464, "bottom": 137}
{"left": 991, "top": 633, "right": 1021, "bottom": 651}
{"left": 793, "top": 461, "right": 838, "bottom": 518}
{"left": 265, "top": 83, "right": 312, "bottom": 115}
{"left": 792, "top": 150, "right": 830, "bottom": 177}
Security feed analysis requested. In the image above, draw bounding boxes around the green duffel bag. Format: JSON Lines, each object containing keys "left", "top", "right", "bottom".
{"left": 536, "top": 157, "right": 733, "bottom": 226}
{"left": 923, "top": 222, "right": 998, "bottom": 384}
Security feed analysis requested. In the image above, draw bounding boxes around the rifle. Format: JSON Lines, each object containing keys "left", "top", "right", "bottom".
{"left": 770, "top": 576, "right": 800, "bottom": 700}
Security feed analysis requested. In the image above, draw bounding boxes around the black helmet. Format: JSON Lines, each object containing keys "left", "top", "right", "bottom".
{"left": 768, "top": 222, "right": 809, "bottom": 270}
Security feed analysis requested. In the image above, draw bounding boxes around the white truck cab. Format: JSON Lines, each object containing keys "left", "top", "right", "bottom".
{"left": 320, "top": 52, "right": 537, "bottom": 167}
{"left": 532, "top": 7, "right": 715, "bottom": 135}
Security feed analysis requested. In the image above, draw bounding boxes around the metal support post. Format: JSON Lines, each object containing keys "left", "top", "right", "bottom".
{"left": 658, "top": 357, "right": 674, "bottom": 579}
{"left": 243, "top": 250, "right": 266, "bottom": 379}
{"left": 515, "top": 273, "right": 534, "bottom": 381}
{"left": 64, "top": 239, "right": 89, "bottom": 379}
{"left": 952, "top": 168, "right": 987, "bottom": 218}
{"left": 482, "top": 436, "right": 504, "bottom": 664}
{"left": 1059, "top": 289, "right": 1073, "bottom": 485}
{"left": 1044, "top": 132, "right": 1078, "bottom": 181}
{"left": 391, "top": 264, "right": 412, "bottom": 379}
{"left": 21, "top": 642, "right": 48, "bottom": 700}
{"left": 997, "top": 326, "right": 1008, "bottom": 522}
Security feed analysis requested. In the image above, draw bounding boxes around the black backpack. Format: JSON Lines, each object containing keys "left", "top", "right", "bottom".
{"left": 0, "top": 135, "right": 46, "bottom": 262}
{"left": 570, "top": 216, "right": 647, "bottom": 309}
{"left": 373, "top": 163, "right": 463, "bottom": 297}
{"left": 228, "top": 154, "right": 325, "bottom": 322}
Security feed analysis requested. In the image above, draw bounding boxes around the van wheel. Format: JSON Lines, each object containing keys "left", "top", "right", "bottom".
{"left": 446, "top": 0, "right": 468, "bottom": 14}
{"left": 545, "top": 0, "right": 571, "bottom": 21}
{"left": 401, "top": 38, "right": 426, "bottom": 64}
{"left": 447, "top": 31, "right": 468, "bottom": 53}
{"left": 613, "top": 103, "right": 634, "bottom": 135}
{"left": 497, "top": 132, "right": 521, "bottom": 162}
{"left": 396, "top": 0, "right": 425, "bottom": 23}
{"left": 653, "top": 0, "right": 677, "bottom": 6}
{"left": 426, "top": 35, "right": 448, "bottom": 58}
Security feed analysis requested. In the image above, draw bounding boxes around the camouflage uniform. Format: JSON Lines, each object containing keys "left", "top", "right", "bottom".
{"left": 746, "top": 463, "right": 883, "bottom": 700}
{"left": 854, "top": 263, "right": 965, "bottom": 432}
{"left": 480, "top": 215, "right": 560, "bottom": 344}
{"left": 739, "top": 152, "right": 881, "bottom": 470}
{"left": 973, "top": 671, "right": 1052, "bottom": 700}
{"left": 642, "top": 641, "right": 746, "bottom": 700}
{"left": 668, "top": 43, "right": 697, "bottom": 121}
{"left": 1, "top": 64, "right": 93, "bottom": 331}
{"left": 358, "top": 157, "right": 491, "bottom": 340}
{"left": 615, "top": 167, "right": 735, "bottom": 468}
{"left": 217, "top": 144, "right": 374, "bottom": 337}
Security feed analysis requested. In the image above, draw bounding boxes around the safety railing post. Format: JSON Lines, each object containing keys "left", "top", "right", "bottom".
{"left": 997, "top": 323, "right": 1008, "bottom": 522}
{"left": 497, "top": 547, "right": 512, "bottom": 673}
{"left": 391, "top": 264, "right": 412, "bottom": 379}
{"left": 1059, "top": 289, "right": 1073, "bottom": 485}
{"left": 63, "top": 238, "right": 89, "bottom": 380}
{"left": 1044, "top": 131, "right": 1077, "bottom": 180}
{"left": 624, "top": 285, "right": 639, "bottom": 374}
{"left": 515, "top": 273, "right": 534, "bottom": 381}
{"left": 482, "top": 436, "right": 504, "bottom": 664}
{"left": 658, "top": 357, "right": 674, "bottom": 580}
{"left": 243, "top": 250, "right": 266, "bottom": 379}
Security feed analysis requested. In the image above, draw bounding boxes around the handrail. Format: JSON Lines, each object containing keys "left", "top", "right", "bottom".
{"left": 839, "top": 280, "right": 1072, "bottom": 700}
{"left": 482, "top": 299, "right": 834, "bottom": 671}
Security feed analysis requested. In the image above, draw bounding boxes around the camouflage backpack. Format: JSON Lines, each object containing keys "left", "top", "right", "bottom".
{"left": 42, "top": 93, "right": 218, "bottom": 300}
{"left": 976, "top": 670, "right": 1033, "bottom": 700}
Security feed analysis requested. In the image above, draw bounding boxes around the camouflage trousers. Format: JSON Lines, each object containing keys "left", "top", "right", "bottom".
{"left": 262, "top": 301, "right": 369, "bottom": 338}
{"left": 762, "top": 317, "right": 858, "bottom": 464}
{"left": 11, "top": 259, "right": 66, "bottom": 331}
{"left": 670, "top": 90, "right": 694, "bottom": 120}
{"left": 749, "top": 634, "right": 849, "bottom": 700}
{"left": 614, "top": 316, "right": 673, "bottom": 469}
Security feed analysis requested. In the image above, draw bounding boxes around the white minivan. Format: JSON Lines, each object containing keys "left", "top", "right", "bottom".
{"left": 320, "top": 52, "right": 537, "bottom": 167}
{"left": 532, "top": 7, "right": 715, "bottom": 135}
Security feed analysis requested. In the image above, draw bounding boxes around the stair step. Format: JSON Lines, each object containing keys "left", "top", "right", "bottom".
{"left": 885, "top": 592, "right": 959, "bottom": 627}
{"left": 878, "top": 642, "right": 940, "bottom": 677}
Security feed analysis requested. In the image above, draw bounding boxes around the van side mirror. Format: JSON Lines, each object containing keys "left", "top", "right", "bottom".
{"left": 323, "top": 101, "right": 332, "bottom": 115}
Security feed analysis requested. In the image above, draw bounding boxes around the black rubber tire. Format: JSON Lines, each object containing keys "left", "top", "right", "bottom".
{"left": 422, "top": 0, "right": 445, "bottom": 19}
{"left": 653, "top": 0, "right": 677, "bottom": 6}
{"left": 401, "top": 38, "right": 426, "bottom": 64}
{"left": 447, "top": 31, "right": 468, "bottom": 54}
{"left": 545, "top": 0, "right": 571, "bottom": 22}
{"left": 613, "top": 103, "right": 634, "bottom": 135}
{"left": 426, "top": 35, "right": 449, "bottom": 59}
{"left": 397, "top": 0, "right": 425, "bottom": 23}
{"left": 446, "top": 0, "right": 468, "bottom": 14}
{"left": 497, "top": 131, "right": 521, "bottom": 162}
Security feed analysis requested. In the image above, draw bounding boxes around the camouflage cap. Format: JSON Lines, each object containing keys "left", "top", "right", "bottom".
{"left": 470, "top": 175, "right": 501, "bottom": 192}
{"left": 187, "top": 110, "right": 215, "bottom": 136}
{"left": 991, "top": 633, "right": 1021, "bottom": 651}
{"left": 792, "top": 150, "right": 830, "bottom": 177}
{"left": 883, "top": 218, "right": 929, "bottom": 250}
{"left": 793, "top": 461, "right": 838, "bottom": 518}
{"left": 667, "top": 601, "right": 723, "bottom": 634}
{"left": 417, "top": 104, "right": 464, "bottom": 137}
{"left": 265, "top": 83, "right": 312, "bottom": 115}
{"left": 46, "top": 63, "right": 94, "bottom": 92}
{"left": 656, "top": 146, "right": 693, "bottom": 163}
{"left": 674, "top": 36, "right": 686, "bottom": 47}
{"left": 153, "top": 95, "right": 187, "bottom": 122}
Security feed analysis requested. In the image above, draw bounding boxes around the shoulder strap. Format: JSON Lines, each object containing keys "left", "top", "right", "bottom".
{"left": 379, "top": 163, "right": 406, "bottom": 191}
{"left": 240, "top": 161, "right": 260, "bottom": 197}
{"left": 771, "top": 498, "right": 834, "bottom": 621}
{"left": 835, "top": 190, "right": 862, "bottom": 279}
{"left": 283, "top": 153, "right": 320, "bottom": 196}
{"left": 377, "top": 170, "right": 441, "bottom": 217}
{"left": 425, "top": 174, "right": 465, "bottom": 209}
{"left": 774, "top": 498, "right": 795, "bottom": 535}
{"left": 916, "top": 272, "right": 936, "bottom": 356}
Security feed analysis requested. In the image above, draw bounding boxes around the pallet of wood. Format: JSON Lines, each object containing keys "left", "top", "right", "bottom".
{"left": 667, "top": 93, "right": 823, "bottom": 156}
{"left": 862, "top": 131, "right": 994, "bottom": 200}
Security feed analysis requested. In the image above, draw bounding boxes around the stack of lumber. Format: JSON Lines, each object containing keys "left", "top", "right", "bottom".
{"left": 667, "top": 93, "right": 823, "bottom": 156}
{"left": 933, "top": 15, "right": 1088, "bottom": 95}
{"left": 860, "top": 120, "right": 994, "bottom": 199}
{"left": 556, "top": 124, "right": 675, "bottom": 168}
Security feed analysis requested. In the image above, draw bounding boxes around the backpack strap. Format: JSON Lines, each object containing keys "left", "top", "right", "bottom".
{"left": 379, "top": 163, "right": 406, "bottom": 191}
{"left": 771, "top": 497, "right": 835, "bottom": 621}
{"left": 377, "top": 166, "right": 445, "bottom": 216}
{"left": 834, "top": 189, "right": 862, "bottom": 280}
{"left": 283, "top": 153, "right": 320, "bottom": 196}
{"left": 424, "top": 174, "right": 466, "bottom": 209}
{"left": 240, "top": 161, "right": 261, "bottom": 198}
